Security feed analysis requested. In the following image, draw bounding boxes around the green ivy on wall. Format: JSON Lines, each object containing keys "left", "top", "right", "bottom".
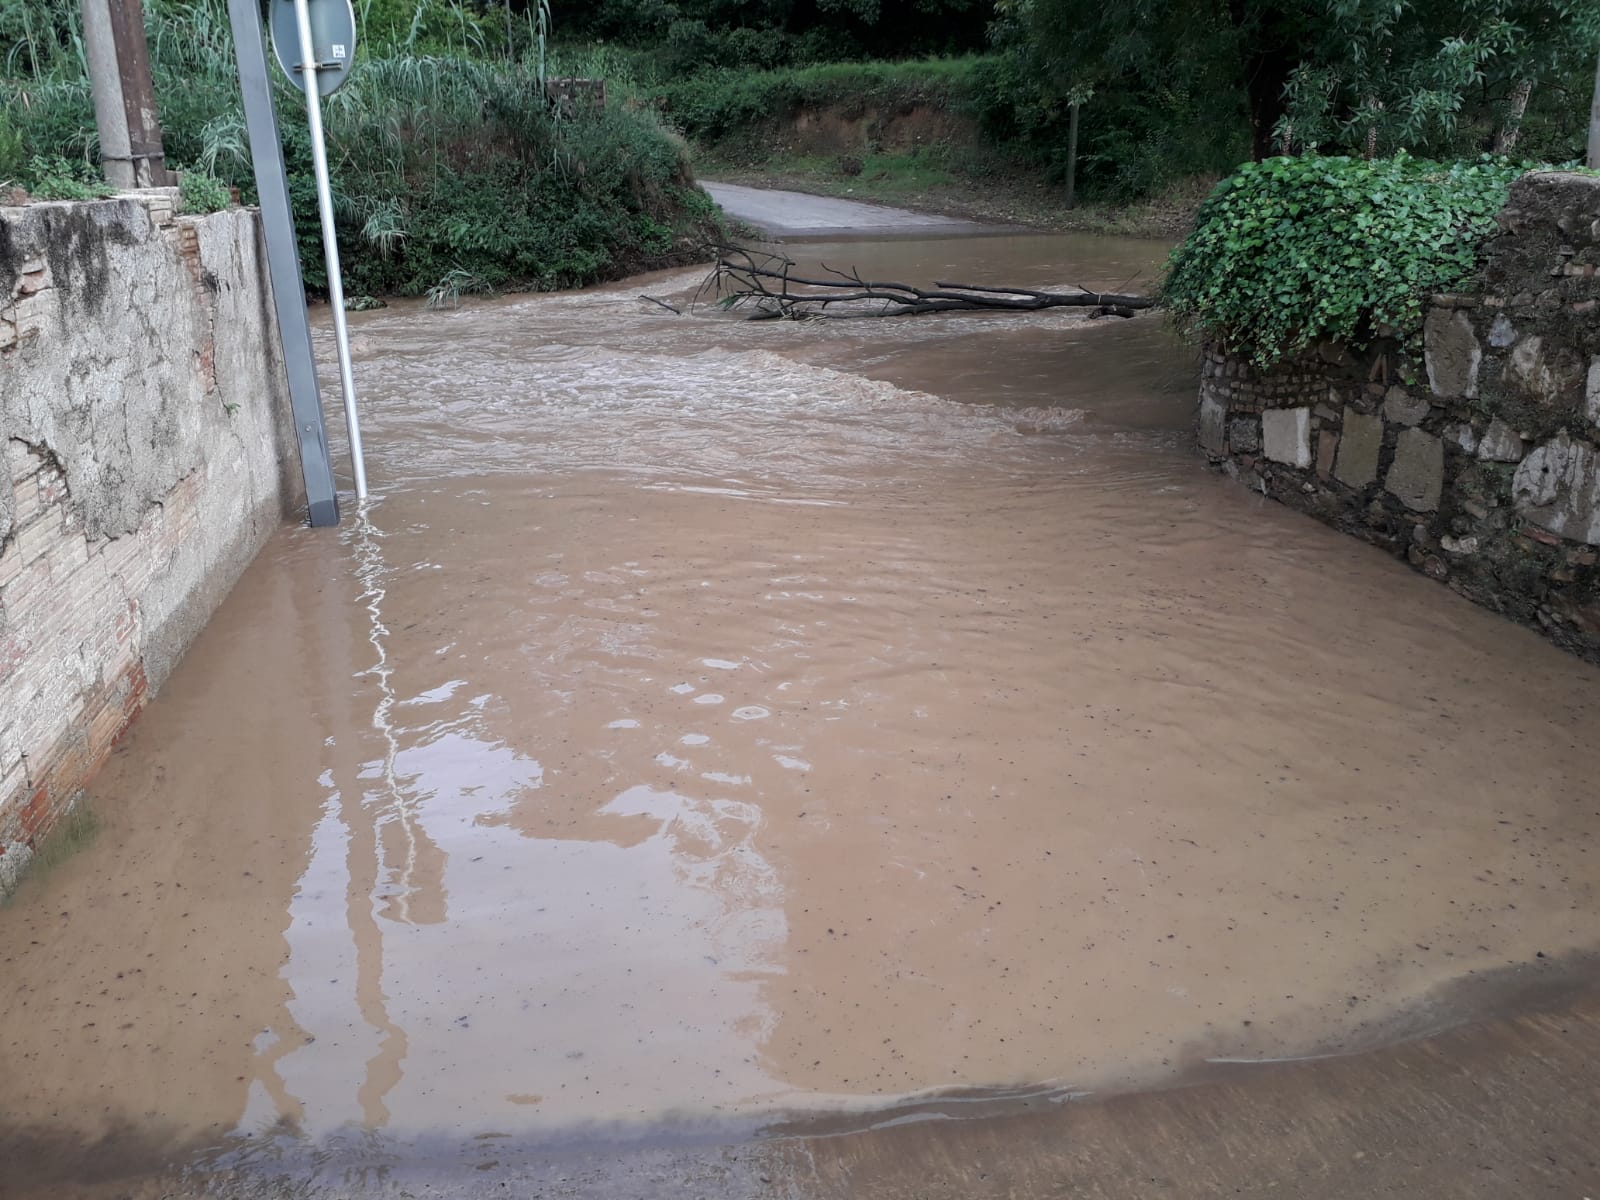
{"left": 1162, "top": 153, "right": 1532, "bottom": 368}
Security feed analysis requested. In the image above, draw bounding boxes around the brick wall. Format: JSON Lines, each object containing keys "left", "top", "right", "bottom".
{"left": 0, "top": 190, "right": 301, "bottom": 891}
{"left": 1197, "top": 171, "right": 1600, "bottom": 663}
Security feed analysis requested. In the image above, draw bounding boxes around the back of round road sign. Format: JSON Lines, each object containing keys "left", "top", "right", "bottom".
{"left": 269, "top": 0, "right": 357, "bottom": 96}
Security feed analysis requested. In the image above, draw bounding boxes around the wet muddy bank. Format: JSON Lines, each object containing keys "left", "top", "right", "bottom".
{"left": 2, "top": 232, "right": 1597, "bottom": 1195}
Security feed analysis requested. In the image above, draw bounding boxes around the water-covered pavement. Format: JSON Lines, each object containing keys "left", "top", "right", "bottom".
{"left": 2, "top": 230, "right": 1597, "bottom": 1198}
{"left": 700, "top": 181, "right": 995, "bottom": 237}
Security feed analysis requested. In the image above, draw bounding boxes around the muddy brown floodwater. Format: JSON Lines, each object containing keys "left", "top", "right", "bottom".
{"left": 2, "top": 232, "right": 1597, "bottom": 1197}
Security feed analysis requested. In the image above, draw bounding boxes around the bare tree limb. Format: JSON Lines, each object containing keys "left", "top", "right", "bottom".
{"left": 697, "top": 245, "right": 1153, "bottom": 321}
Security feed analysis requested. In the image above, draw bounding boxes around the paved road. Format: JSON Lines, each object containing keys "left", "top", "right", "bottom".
{"left": 701, "top": 180, "right": 993, "bottom": 238}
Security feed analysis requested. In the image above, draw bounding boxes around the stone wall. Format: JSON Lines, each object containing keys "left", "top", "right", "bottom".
{"left": 1198, "top": 171, "right": 1600, "bottom": 663}
{"left": 0, "top": 190, "right": 301, "bottom": 891}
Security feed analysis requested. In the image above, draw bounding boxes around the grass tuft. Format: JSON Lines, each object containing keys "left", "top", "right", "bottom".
{"left": 1, "top": 798, "right": 101, "bottom": 905}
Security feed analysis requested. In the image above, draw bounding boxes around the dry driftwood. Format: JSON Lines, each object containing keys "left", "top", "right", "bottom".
{"left": 698, "top": 246, "right": 1153, "bottom": 321}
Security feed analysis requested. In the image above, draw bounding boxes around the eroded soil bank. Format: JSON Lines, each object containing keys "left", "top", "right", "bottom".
{"left": 1, "top": 233, "right": 1596, "bottom": 1196}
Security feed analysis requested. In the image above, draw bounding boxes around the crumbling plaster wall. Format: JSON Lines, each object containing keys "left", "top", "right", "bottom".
{"left": 0, "top": 190, "right": 302, "bottom": 891}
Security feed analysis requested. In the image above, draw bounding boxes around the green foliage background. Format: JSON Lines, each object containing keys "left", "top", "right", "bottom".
{"left": 0, "top": 0, "right": 720, "bottom": 297}
{"left": 4, "top": 0, "right": 1600, "bottom": 301}
{"left": 984, "top": 0, "right": 1600, "bottom": 201}
{"left": 557, "top": 0, "right": 992, "bottom": 75}
{"left": 655, "top": 57, "right": 983, "bottom": 145}
{"left": 616, "top": 1, "right": 1600, "bottom": 206}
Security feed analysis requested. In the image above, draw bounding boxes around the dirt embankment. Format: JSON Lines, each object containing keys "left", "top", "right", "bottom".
{"left": 767, "top": 102, "right": 977, "bottom": 163}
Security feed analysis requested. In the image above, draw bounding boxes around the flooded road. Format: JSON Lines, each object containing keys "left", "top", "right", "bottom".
{"left": 2, "top": 231, "right": 1597, "bottom": 1196}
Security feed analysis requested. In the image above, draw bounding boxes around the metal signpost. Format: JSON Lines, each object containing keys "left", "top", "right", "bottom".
{"left": 269, "top": 0, "right": 370, "bottom": 502}
{"left": 225, "top": 0, "right": 340, "bottom": 526}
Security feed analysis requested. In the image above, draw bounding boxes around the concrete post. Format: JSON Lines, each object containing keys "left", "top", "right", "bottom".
{"left": 80, "top": 0, "right": 170, "bottom": 186}
{"left": 81, "top": 0, "right": 135, "bottom": 189}
{"left": 108, "top": 0, "right": 170, "bottom": 185}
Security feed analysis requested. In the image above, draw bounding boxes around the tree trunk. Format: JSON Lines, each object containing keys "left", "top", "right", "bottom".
{"left": 1588, "top": 48, "right": 1600, "bottom": 170}
{"left": 1064, "top": 100, "right": 1080, "bottom": 210}
{"left": 1232, "top": 1, "right": 1299, "bottom": 160}
{"left": 1494, "top": 79, "right": 1533, "bottom": 156}
{"left": 82, "top": 0, "right": 135, "bottom": 188}
{"left": 1244, "top": 51, "right": 1294, "bottom": 160}
{"left": 702, "top": 249, "right": 1153, "bottom": 321}
{"left": 82, "top": 0, "right": 169, "bottom": 186}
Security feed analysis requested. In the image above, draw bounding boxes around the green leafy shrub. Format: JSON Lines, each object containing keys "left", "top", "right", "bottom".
{"left": 178, "top": 168, "right": 231, "bottom": 213}
{"left": 1162, "top": 153, "right": 1531, "bottom": 367}
{"left": 304, "top": 56, "right": 722, "bottom": 297}
{"left": 2, "top": 0, "right": 723, "bottom": 298}
{"left": 23, "top": 153, "right": 113, "bottom": 199}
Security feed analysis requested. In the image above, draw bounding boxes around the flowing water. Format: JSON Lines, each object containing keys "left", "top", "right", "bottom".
{"left": 2, "top": 231, "right": 1597, "bottom": 1193}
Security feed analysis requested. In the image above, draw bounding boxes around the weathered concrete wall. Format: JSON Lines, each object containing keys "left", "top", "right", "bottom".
{"left": 0, "top": 189, "right": 302, "bottom": 891}
{"left": 1198, "top": 171, "right": 1600, "bottom": 663}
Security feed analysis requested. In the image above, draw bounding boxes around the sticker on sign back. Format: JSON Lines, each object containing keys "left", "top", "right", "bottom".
{"left": 269, "top": 0, "right": 358, "bottom": 96}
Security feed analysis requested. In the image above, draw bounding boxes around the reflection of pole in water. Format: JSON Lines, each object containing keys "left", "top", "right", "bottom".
{"left": 350, "top": 500, "right": 432, "bottom": 925}
{"left": 233, "top": 500, "right": 455, "bottom": 1133}
{"left": 347, "top": 499, "right": 421, "bottom": 1126}
{"left": 232, "top": 520, "right": 415, "bottom": 1137}
{"left": 344, "top": 782, "right": 406, "bottom": 1128}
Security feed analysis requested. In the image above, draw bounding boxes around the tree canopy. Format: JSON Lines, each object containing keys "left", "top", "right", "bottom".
{"left": 995, "top": 0, "right": 1600, "bottom": 163}
{"left": 560, "top": 0, "right": 993, "bottom": 69}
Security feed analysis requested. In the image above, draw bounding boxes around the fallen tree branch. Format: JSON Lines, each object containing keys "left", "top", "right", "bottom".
{"left": 698, "top": 245, "right": 1153, "bottom": 320}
